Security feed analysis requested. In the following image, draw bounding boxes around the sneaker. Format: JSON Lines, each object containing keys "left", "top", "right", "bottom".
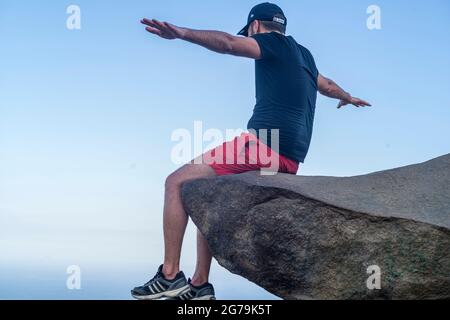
{"left": 168, "top": 279, "right": 216, "bottom": 300}
{"left": 131, "top": 265, "right": 190, "bottom": 300}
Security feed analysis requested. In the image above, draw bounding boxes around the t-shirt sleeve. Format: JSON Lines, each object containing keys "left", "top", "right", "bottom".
{"left": 302, "top": 46, "right": 319, "bottom": 81}
{"left": 310, "top": 54, "right": 319, "bottom": 80}
{"left": 251, "top": 33, "right": 279, "bottom": 60}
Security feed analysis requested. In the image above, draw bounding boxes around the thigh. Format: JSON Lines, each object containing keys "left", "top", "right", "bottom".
{"left": 168, "top": 162, "right": 217, "bottom": 187}
{"left": 204, "top": 140, "right": 267, "bottom": 176}
{"left": 200, "top": 134, "right": 257, "bottom": 176}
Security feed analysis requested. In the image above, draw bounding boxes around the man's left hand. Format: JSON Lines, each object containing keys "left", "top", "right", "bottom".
{"left": 338, "top": 97, "right": 372, "bottom": 109}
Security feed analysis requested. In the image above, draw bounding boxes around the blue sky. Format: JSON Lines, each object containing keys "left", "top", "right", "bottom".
{"left": 0, "top": 0, "right": 449, "bottom": 299}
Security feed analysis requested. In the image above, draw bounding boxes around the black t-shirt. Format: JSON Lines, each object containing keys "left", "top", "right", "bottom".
{"left": 248, "top": 32, "right": 319, "bottom": 163}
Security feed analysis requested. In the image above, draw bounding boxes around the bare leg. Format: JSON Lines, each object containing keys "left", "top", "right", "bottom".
{"left": 162, "top": 162, "right": 216, "bottom": 279}
{"left": 191, "top": 229, "right": 213, "bottom": 286}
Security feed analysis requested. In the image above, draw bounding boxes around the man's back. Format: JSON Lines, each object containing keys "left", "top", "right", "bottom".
{"left": 248, "top": 32, "right": 319, "bottom": 163}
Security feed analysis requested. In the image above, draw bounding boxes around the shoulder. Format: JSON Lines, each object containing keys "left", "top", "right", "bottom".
{"left": 294, "top": 41, "right": 317, "bottom": 64}
{"left": 292, "top": 39, "right": 314, "bottom": 57}
{"left": 251, "top": 32, "right": 289, "bottom": 60}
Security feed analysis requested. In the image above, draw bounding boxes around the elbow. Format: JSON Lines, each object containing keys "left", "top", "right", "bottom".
{"left": 319, "top": 87, "right": 332, "bottom": 96}
{"left": 221, "top": 43, "right": 234, "bottom": 55}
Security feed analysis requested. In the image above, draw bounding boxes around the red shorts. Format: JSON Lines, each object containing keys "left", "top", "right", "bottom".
{"left": 200, "top": 132, "right": 299, "bottom": 176}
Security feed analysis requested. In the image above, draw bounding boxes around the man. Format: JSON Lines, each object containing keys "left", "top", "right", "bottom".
{"left": 132, "top": 2, "right": 371, "bottom": 300}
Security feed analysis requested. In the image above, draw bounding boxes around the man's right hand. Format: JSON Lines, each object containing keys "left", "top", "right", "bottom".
{"left": 317, "top": 74, "right": 372, "bottom": 109}
{"left": 141, "top": 18, "right": 186, "bottom": 40}
{"left": 337, "top": 97, "right": 372, "bottom": 109}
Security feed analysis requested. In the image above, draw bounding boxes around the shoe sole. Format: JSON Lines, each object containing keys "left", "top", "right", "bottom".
{"left": 191, "top": 295, "right": 216, "bottom": 300}
{"left": 131, "top": 284, "right": 190, "bottom": 300}
{"left": 164, "top": 294, "right": 216, "bottom": 301}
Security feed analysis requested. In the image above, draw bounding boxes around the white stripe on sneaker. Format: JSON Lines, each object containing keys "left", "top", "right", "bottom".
{"left": 147, "top": 284, "right": 154, "bottom": 294}
{"left": 151, "top": 283, "right": 160, "bottom": 293}
{"left": 155, "top": 281, "right": 165, "bottom": 291}
{"left": 179, "top": 291, "right": 193, "bottom": 300}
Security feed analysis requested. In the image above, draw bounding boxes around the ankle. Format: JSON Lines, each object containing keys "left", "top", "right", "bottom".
{"left": 190, "top": 276, "right": 209, "bottom": 287}
{"left": 162, "top": 264, "right": 179, "bottom": 280}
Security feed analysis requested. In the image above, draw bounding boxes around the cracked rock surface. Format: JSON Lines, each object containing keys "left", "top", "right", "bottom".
{"left": 181, "top": 154, "right": 450, "bottom": 299}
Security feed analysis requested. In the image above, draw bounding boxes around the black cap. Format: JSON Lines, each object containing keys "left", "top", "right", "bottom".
{"left": 237, "top": 2, "right": 287, "bottom": 37}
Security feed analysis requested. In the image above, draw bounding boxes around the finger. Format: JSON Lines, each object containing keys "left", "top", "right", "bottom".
{"left": 152, "top": 19, "right": 168, "bottom": 30}
{"left": 356, "top": 99, "right": 372, "bottom": 107}
{"left": 153, "top": 21, "right": 177, "bottom": 38}
{"left": 144, "top": 19, "right": 167, "bottom": 33}
{"left": 142, "top": 20, "right": 162, "bottom": 33}
{"left": 145, "top": 26, "right": 162, "bottom": 36}
{"left": 141, "top": 18, "right": 157, "bottom": 27}
{"left": 352, "top": 103, "right": 361, "bottom": 108}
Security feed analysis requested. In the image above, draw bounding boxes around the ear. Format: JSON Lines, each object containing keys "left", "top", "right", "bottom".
{"left": 254, "top": 20, "right": 261, "bottom": 33}
{"left": 249, "top": 20, "right": 259, "bottom": 35}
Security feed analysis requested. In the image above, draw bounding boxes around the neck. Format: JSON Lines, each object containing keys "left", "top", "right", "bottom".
{"left": 259, "top": 29, "right": 283, "bottom": 35}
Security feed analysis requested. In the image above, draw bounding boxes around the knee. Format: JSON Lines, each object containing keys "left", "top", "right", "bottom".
{"left": 165, "top": 164, "right": 212, "bottom": 192}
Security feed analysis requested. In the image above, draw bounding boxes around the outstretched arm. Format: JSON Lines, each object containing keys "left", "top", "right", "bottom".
{"left": 317, "top": 74, "right": 371, "bottom": 109}
{"left": 141, "top": 18, "right": 261, "bottom": 59}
